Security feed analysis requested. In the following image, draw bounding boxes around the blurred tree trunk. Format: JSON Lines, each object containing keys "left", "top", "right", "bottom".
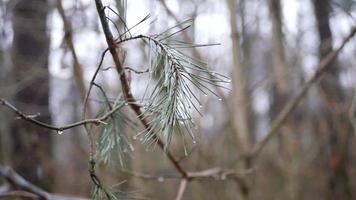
{"left": 239, "top": 0, "right": 258, "bottom": 143}
{"left": 269, "top": 0, "right": 295, "bottom": 157}
{"left": 52, "top": 1, "right": 91, "bottom": 194}
{"left": 227, "top": 0, "right": 251, "bottom": 155}
{"left": 269, "top": 0, "right": 289, "bottom": 122}
{"left": 227, "top": 0, "right": 251, "bottom": 198}
{"left": 312, "top": 0, "right": 352, "bottom": 199}
{"left": 10, "top": 0, "right": 53, "bottom": 189}
{"left": 269, "top": 1, "right": 299, "bottom": 199}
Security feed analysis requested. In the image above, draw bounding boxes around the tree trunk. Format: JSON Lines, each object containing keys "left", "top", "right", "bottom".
{"left": 312, "top": 0, "right": 352, "bottom": 199}
{"left": 10, "top": 0, "right": 53, "bottom": 189}
{"left": 227, "top": 0, "right": 251, "bottom": 198}
{"left": 227, "top": 0, "right": 251, "bottom": 155}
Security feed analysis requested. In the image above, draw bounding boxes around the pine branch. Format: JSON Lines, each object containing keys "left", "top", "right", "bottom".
{"left": 94, "top": 0, "right": 189, "bottom": 178}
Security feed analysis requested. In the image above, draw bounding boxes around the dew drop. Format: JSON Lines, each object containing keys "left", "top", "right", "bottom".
{"left": 203, "top": 93, "right": 208, "bottom": 97}
{"left": 192, "top": 140, "right": 197, "bottom": 144}
{"left": 133, "top": 136, "right": 137, "bottom": 140}
{"left": 199, "top": 104, "right": 203, "bottom": 108}
{"left": 124, "top": 102, "right": 129, "bottom": 106}
{"left": 157, "top": 177, "right": 164, "bottom": 182}
{"left": 218, "top": 98, "right": 222, "bottom": 101}
{"left": 57, "top": 130, "right": 63, "bottom": 135}
{"left": 227, "top": 79, "right": 232, "bottom": 83}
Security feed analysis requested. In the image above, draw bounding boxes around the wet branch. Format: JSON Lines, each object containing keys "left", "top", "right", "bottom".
{"left": 94, "top": 0, "right": 188, "bottom": 178}
{"left": 0, "top": 98, "right": 123, "bottom": 132}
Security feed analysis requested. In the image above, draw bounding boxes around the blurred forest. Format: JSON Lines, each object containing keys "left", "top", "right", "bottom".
{"left": 0, "top": 0, "right": 356, "bottom": 199}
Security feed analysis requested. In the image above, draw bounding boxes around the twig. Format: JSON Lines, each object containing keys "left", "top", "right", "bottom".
{"left": 175, "top": 179, "right": 188, "bottom": 200}
{"left": 250, "top": 26, "right": 356, "bottom": 158}
{"left": 0, "top": 165, "right": 48, "bottom": 199}
{"left": 0, "top": 98, "right": 123, "bottom": 132}
{"left": 0, "top": 165, "right": 89, "bottom": 200}
{"left": 123, "top": 66, "right": 149, "bottom": 74}
{"left": 0, "top": 190, "right": 41, "bottom": 199}
{"left": 56, "top": 0, "right": 93, "bottom": 117}
{"left": 101, "top": 66, "right": 149, "bottom": 74}
{"left": 122, "top": 167, "right": 252, "bottom": 181}
{"left": 121, "top": 169, "right": 181, "bottom": 180}
{"left": 94, "top": 0, "right": 188, "bottom": 178}
{"left": 187, "top": 167, "right": 253, "bottom": 180}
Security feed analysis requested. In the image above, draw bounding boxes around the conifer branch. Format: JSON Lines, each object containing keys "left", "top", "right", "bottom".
{"left": 94, "top": 0, "right": 189, "bottom": 178}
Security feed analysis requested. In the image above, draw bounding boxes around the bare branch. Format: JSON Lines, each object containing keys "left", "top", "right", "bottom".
{"left": 0, "top": 98, "right": 123, "bottom": 132}
{"left": 175, "top": 179, "right": 188, "bottom": 200}
{"left": 250, "top": 26, "right": 356, "bottom": 158}
{"left": 188, "top": 167, "right": 253, "bottom": 180}
{"left": 0, "top": 165, "right": 88, "bottom": 200}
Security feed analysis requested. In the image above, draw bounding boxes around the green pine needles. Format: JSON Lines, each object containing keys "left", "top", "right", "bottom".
{"left": 95, "top": 12, "right": 230, "bottom": 166}
{"left": 132, "top": 19, "right": 231, "bottom": 151}
{"left": 96, "top": 100, "right": 135, "bottom": 166}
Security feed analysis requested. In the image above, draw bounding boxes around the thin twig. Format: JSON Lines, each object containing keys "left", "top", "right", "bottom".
{"left": 175, "top": 179, "right": 188, "bottom": 200}
{"left": 250, "top": 26, "right": 356, "bottom": 158}
{"left": 0, "top": 190, "right": 40, "bottom": 199}
{"left": 123, "top": 67, "right": 149, "bottom": 74}
{"left": 122, "top": 167, "right": 252, "bottom": 181}
{"left": 121, "top": 169, "right": 181, "bottom": 180}
{"left": 187, "top": 167, "right": 253, "bottom": 180}
{"left": 0, "top": 98, "right": 122, "bottom": 132}
{"left": 0, "top": 165, "right": 89, "bottom": 200}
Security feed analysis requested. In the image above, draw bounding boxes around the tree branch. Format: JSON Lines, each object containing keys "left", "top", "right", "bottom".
{"left": 250, "top": 26, "right": 356, "bottom": 158}
{"left": 175, "top": 179, "right": 188, "bottom": 200}
{"left": 94, "top": 0, "right": 188, "bottom": 178}
{"left": 0, "top": 98, "right": 123, "bottom": 132}
{"left": 0, "top": 165, "right": 88, "bottom": 200}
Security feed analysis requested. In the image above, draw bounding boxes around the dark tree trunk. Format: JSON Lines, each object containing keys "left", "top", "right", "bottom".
{"left": 10, "top": 0, "right": 53, "bottom": 189}
{"left": 312, "top": 0, "right": 352, "bottom": 199}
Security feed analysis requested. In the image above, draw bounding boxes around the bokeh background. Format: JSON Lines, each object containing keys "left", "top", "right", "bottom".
{"left": 0, "top": 0, "right": 356, "bottom": 199}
